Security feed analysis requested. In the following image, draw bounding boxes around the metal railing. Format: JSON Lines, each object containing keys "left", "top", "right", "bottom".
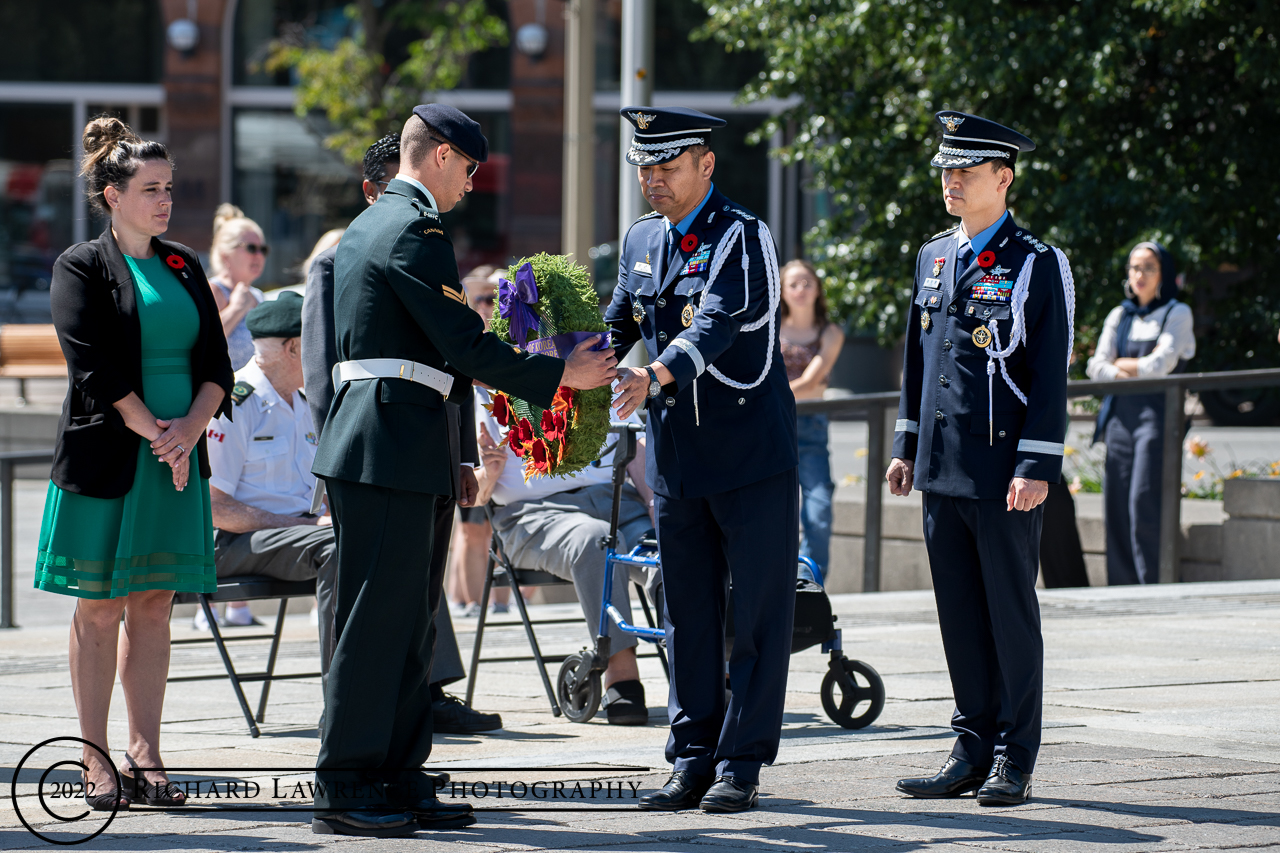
{"left": 0, "top": 450, "right": 54, "bottom": 628}
{"left": 799, "top": 367, "right": 1280, "bottom": 591}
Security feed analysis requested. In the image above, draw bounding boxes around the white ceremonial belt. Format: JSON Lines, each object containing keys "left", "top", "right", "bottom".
{"left": 333, "top": 359, "right": 454, "bottom": 398}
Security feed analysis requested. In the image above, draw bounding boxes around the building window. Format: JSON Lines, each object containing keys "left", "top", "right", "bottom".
{"left": 0, "top": 104, "right": 74, "bottom": 310}
{"left": 0, "top": 1, "right": 162, "bottom": 83}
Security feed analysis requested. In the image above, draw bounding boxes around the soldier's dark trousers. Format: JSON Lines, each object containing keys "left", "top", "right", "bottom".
{"left": 655, "top": 466, "right": 799, "bottom": 786}
{"left": 1103, "top": 395, "right": 1164, "bottom": 586}
{"left": 315, "top": 479, "right": 440, "bottom": 811}
{"left": 923, "top": 492, "right": 1044, "bottom": 774}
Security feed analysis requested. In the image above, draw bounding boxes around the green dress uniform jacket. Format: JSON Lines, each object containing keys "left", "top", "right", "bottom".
{"left": 311, "top": 179, "right": 562, "bottom": 494}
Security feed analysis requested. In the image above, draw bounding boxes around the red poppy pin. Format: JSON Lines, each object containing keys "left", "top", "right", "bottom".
{"left": 680, "top": 233, "right": 698, "bottom": 253}
{"left": 166, "top": 255, "right": 186, "bottom": 270}
{"left": 977, "top": 250, "right": 996, "bottom": 269}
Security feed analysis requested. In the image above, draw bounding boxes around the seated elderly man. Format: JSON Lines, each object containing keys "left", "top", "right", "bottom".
{"left": 474, "top": 388, "right": 662, "bottom": 725}
{"left": 208, "top": 295, "right": 497, "bottom": 733}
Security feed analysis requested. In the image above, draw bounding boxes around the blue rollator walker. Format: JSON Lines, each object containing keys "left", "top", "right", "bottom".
{"left": 554, "top": 423, "right": 887, "bottom": 729}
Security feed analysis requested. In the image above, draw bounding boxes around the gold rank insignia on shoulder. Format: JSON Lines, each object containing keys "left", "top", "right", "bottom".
{"left": 632, "top": 300, "right": 645, "bottom": 323}
{"left": 972, "top": 325, "right": 992, "bottom": 348}
{"left": 681, "top": 302, "right": 694, "bottom": 327}
{"left": 920, "top": 310, "right": 931, "bottom": 332}
{"left": 441, "top": 284, "right": 467, "bottom": 304}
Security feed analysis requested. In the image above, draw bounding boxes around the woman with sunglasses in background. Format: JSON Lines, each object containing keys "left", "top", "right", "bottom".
{"left": 207, "top": 204, "right": 269, "bottom": 371}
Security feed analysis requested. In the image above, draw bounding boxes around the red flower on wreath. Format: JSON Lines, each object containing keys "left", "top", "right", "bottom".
{"left": 528, "top": 439, "right": 551, "bottom": 475}
{"left": 551, "top": 386, "right": 575, "bottom": 415}
{"left": 680, "top": 233, "right": 698, "bottom": 253}
{"left": 509, "top": 417, "right": 534, "bottom": 457}
{"left": 541, "top": 409, "right": 567, "bottom": 443}
{"left": 976, "top": 250, "right": 996, "bottom": 269}
{"left": 166, "top": 254, "right": 186, "bottom": 270}
{"left": 489, "top": 392, "right": 511, "bottom": 427}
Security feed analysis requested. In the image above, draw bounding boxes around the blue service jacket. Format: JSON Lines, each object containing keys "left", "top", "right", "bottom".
{"left": 892, "top": 215, "right": 1069, "bottom": 500}
{"left": 605, "top": 188, "right": 798, "bottom": 499}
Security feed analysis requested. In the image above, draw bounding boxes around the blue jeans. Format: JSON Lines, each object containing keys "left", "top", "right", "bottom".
{"left": 796, "top": 413, "right": 834, "bottom": 573}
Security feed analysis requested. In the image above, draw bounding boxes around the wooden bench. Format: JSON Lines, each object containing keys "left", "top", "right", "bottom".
{"left": 0, "top": 324, "right": 66, "bottom": 406}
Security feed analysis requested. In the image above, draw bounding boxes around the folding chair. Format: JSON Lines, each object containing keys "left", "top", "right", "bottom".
{"left": 170, "top": 575, "right": 320, "bottom": 737}
{"left": 463, "top": 505, "right": 668, "bottom": 718}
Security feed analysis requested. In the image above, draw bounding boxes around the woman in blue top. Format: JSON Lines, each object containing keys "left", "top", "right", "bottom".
{"left": 1087, "top": 242, "right": 1196, "bottom": 584}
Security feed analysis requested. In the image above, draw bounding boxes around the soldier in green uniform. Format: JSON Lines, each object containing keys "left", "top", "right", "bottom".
{"left": 310, "top": 105, "right": 616, "bottom": 837}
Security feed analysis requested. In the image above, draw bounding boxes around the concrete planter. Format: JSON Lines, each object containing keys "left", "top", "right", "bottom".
{"left": 1221, "top": 478, "right": 1280, "bottom": 580}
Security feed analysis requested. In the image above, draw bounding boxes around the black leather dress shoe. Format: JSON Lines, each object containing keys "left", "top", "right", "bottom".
{"left": 312, "top": 809, "right": 417, "bottom": 837}
{"left": 404, "top": 796, "right": 476, "bottom": 829}
{"left": 638, "top": 771, "right": 714, "bottom": 811}
{"left": 895, "top": 756, "right": 991, "bottom": 798}
{"left": 977, "top": 755, "right": 1032, "bottom": 806}
{"left": 700, "top": 776, "right": 758, "bottom": 813}
{"left": 433, "top": 693, "right": 503, "bottom": 734}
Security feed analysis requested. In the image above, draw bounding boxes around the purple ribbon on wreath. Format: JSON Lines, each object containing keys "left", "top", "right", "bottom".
{"left": 498, "top": 262, "right": 540, "bottom": 347}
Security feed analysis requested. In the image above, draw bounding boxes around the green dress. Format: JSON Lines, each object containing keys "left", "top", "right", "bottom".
{"left": 34, "top": 254, "right": 216, "bottom": 599}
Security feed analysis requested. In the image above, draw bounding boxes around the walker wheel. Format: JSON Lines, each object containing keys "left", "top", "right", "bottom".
{"left": 821, "top": 657, "right": 885, "bottom": 729}
{"left": 557, "top": 653, "right": 601, "bottom": 723}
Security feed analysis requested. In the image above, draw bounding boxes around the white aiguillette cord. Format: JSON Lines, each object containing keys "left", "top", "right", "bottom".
{"left": 981, "top": 248, "right": 1076, "bottom": 445}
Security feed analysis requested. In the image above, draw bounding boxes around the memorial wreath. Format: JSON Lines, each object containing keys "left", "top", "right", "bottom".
{"left": 486, "top": 253, "right": 612, "bottom": 480}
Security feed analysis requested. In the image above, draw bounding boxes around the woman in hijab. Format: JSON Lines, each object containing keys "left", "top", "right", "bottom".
{"left": 1087, "top": 241, "right": 1195, "bottom": 585}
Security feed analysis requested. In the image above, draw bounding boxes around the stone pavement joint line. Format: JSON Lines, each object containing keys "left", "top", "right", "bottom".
{"left": 1, "top": 580, "right": 1278, "bottom": 850}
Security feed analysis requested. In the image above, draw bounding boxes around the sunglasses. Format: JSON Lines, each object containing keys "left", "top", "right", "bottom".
{"left": 237, "top": 242, "right": 270, "bottom": 257}
{"left": 429, "top": 137, "right": 480, "bottom": 178}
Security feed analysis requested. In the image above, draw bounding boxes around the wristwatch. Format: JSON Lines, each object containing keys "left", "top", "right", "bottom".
{"left": 644, "top": 366, "right": 662, "bottom": 399}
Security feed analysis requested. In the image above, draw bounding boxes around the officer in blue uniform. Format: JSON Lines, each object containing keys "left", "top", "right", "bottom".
{"left": 609, "top": 106, "right": 798, "bottom": 814}
{"left": 887, "top": 112, "right": 1073, "bottom": 806}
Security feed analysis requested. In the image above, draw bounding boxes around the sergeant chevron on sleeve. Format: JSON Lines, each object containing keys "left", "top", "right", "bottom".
{"left": 886, "top": 111, "right": 1074, "bottom": 809}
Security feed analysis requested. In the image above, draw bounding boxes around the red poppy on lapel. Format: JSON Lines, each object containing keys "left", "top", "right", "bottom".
{"left": 680, "top": 233, "right": 698, "bottom": 253}
{"left": 977, "top": 250, "right": 996, "bottom": 269}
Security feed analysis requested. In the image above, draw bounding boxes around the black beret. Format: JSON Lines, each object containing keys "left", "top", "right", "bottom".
{"left": 246, "top": 291, "right": 303, "bottom": 339}
{"left": 620, "top": 106, "right": 726, "bottom": 166}
{"left": 930, "top": 111, "right": 1035, "bottom": 169}
{"left": 412, "top": 104, "right": 488, "bottom": 164}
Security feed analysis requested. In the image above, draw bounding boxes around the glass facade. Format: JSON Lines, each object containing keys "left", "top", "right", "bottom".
{"left": 0, "top": 1, "right": 162, "bottom": 84}
{"left": 0, "top": 104, "right": 74, "bottom": 312}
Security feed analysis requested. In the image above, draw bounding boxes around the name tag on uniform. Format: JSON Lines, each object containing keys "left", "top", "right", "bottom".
{"left": 633, "top": 261, "right": 652, "bottom": 274}
{"left": 923, "top": 278, "right": 942, "bottom": 290}
{"left": 253, "top": 435, "right": 274, "bottom": 441}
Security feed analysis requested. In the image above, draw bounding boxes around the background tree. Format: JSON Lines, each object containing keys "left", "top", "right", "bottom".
{"left": 266, "top": 0, "right": 507, "bottom": 165}
{"left": 695, "top": 0, "right": 1279, "bottom": 387}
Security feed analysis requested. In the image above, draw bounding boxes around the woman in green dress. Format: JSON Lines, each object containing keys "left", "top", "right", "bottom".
{"left": 39, "top": 117, "right": 233, "bottom": 810}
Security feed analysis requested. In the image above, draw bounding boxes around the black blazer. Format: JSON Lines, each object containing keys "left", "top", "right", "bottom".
{"left": 49, "top": 226, "right": 235, "bottom": 498}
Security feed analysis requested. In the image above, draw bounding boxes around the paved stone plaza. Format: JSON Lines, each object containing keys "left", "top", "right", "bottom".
{"left": 2, "top": 579, "right": 1278, "bottom": 850}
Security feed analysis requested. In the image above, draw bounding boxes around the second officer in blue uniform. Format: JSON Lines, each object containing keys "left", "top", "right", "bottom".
{"left": 609, "top": 106, "right": 798, "bottom": 813}
{"left": 887, "top": 112, "right": 1073, "bottom": 806}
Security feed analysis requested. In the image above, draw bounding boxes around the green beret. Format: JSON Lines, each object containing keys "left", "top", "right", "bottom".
{"left": 246, "top": 291, "right": 303, "bottom": 339}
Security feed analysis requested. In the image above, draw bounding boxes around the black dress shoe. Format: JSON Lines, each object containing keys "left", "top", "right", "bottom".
{"left": 432, "top": 693, "right": 503, "bottom": 734}
{"left": 700, "top": 776, "right": 758, "bottom": 813}
{"left": 312, "top": 809, "right": 417, "bottom": 837}
{"left": 404, "top": 796, "right": 476, "bottom": 829}
{"left": 895, "top": 756, "right": 991, "bottom": 798}
{"left": 977, "top": 755, "right": 1032, "bottom": 806}
{"left": 638, "top": 771, "right": 713, "bottom": 811}
{"left": 604, "top": 680, "right": 648, "bottom": 726}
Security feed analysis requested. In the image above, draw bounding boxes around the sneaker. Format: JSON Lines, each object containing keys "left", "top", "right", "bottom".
{"left": 224, "top": 605, "right": 263, "bottom": 627}
{"left": 490, "top": 601, "right": 509, "bottom": 615}
{"left": 432, "top": 693, "right": 502, "bottom": 734}
{"left": 192, "top": 607, "right": 223, "bottom": 631}
{"left": 459, "top": 602, "right": 482, "bottom": 619}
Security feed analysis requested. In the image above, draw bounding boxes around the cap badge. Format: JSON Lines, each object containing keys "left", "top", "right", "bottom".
{"left": 631, "top": 112, "right": 657, "bottom": 129}
{"left": 942, "top": 115, "right": 965, "bottom": 133}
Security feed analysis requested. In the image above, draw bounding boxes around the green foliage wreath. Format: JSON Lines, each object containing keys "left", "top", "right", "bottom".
{"left": 488, "top": 253, "right": 612, "bottom": 479}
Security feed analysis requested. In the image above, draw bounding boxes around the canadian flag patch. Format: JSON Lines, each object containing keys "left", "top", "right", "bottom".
{"left": 208, "top": 428, "right": 225, "bottom": 443}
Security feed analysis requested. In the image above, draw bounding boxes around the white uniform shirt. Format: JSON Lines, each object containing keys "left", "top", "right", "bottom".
{"left": 475, "top": 387, "right": 640, "bottom": 506}
{"left": 1086, "top": 300, "right": 1196, "bottom": 381}
{"left": 207, "top": 359, "right": 319, "bottom": 516}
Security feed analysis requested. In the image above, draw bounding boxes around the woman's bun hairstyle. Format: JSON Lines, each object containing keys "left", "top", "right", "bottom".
{"left": 79, "top": 115, "right": 173, "bottom": 213}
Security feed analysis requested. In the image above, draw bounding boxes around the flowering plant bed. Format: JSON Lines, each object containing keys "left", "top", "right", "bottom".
{"left": 487, "top": 253, "right": 611, "bottom": 479}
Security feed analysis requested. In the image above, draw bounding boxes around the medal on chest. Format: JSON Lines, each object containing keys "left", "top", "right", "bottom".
{"left": 972, "top": 325, "right": 992, "bottom": 348}
{"left": 681, "top": 302, "right": 695, "bottom": 328}
{"left": 920, "top": 310, "right": 931, "bottom": 331}
{"left": 632, "top": 300, "right": 645, "bottom": 323}
{"left": 932, "top": 257, "right": 946, "bottom": 277}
